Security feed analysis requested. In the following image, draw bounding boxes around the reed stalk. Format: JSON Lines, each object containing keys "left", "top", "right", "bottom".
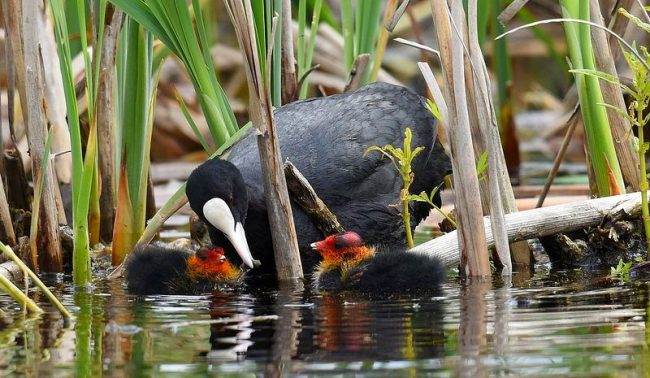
{"left": 369, "top": 0, "right": 398, "bottom": 82}
{"left": 49, "top": 0, "right": 105, "bottom": 285}
{"left": 0, "top": 276, "right": 42, "bottom": 314}
{"left": 296, "top": 0, "right": 323, "bottom": 99}
{"left": 429, "top": 0, "right": 490, "bottom": 277}
{"left": 0, "top": 242, "right": 71, "bottom": 318}
{"left": 559, "top": 0, "right": 624, "bottom": 197}
{"left": 7, "top": 0, "right": 63, "bottom": 272}
{"left": 111, "top": 17, "right": 156, "bottom": 265}
{"left": 225, "top": 0, "right": 303, "bottom": 281}
{"left": 340, "top": 0, "right": 382, "bottom": 84}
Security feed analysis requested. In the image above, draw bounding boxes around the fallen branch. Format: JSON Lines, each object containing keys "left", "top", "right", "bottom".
{"left": 411, "top": 192, "right": 648, "bottom": 267}
{"left": 284, "top": 160, "right": 344, "bottom": 236}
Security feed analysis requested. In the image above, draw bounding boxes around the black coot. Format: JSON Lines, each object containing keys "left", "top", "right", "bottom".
{"left": 186, "top": 82, "right": 451, "bottom": 278}
{"left": 311, "top": 231, "right": 446, "bottom": 292}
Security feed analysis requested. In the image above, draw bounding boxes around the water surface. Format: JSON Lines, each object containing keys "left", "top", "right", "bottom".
{"left": 0, "top": 267, "right": 648, "bottom": 377}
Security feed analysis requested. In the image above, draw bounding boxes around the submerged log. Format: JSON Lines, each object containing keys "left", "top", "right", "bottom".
{"left": 411, "top": 192, "right": 650, "bottom": 267}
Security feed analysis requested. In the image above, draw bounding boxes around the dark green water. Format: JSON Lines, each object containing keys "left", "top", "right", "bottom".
{"left": 0, "top": 267, "right": 648, "bottom": 377}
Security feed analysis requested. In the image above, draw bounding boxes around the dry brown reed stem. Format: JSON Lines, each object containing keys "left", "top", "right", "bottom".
{"left": 38, "top": 1, "right": 71, "bottom": 188}
{"left": 6, "top": 0, "right": 62, "bottom": 272}
{"left": 607, "top": 0, "right": 634, "bottom": 61}
{"left": 343, "top": 53, "right": 370, "bottom": 92}
{"left": 281, "top": 0, "right": 298, "bottom": 104}
{"left": 430, "top": 0, "right": 489, "bottom": 277}
{"left": 497, "top": 0, "right": 530, "bottom": 25}
{"left": 225, "top": 0, "right": 303, "bottom": 281}
{"left": 98, "top": 8, "right": 123, "bottom": 243}
{"left": 590, "top": 0, "right": 640, "bottom": 191}
{"left": 0, "top": 179, "right": 16, "bottom": 246}
{"left": 536, "top": 108, "right": 581, "bottom": 208}
{"left": 1, "top": 0, "right": 31, "bottom": 213}
{"left": 0, "top": 25, "right": 13, "bottom": 244}
{"left": 413, "top": 192, "right": 650, "bottom": 268}
{"left": 467, "top": 0, "right": 511, "bottom": 274}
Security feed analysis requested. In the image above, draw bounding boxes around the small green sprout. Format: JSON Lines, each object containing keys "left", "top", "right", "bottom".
{"left": 366, "top": 128, "right": 447, "bottom": 248}
{"left": 610, "top": 257, "right": 644, "bottom": 282}
{"left": 365, "top": 128, "right": 421, "bottom": 248}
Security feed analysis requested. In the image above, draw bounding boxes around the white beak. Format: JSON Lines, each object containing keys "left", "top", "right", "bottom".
{"left": 203, "top": 198, "right": 255, "bottom": 269}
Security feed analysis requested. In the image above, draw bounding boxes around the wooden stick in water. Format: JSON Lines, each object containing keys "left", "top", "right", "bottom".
{"left": 411, "top": 192, "right": 650, "bottom": 268}
{"left": 284, "top": 160, "right": 344, "bottom": 236}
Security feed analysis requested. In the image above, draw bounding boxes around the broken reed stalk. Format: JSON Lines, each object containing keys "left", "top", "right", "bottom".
{"left": 497, "top": 0, "right": 530, "bottom": 25}
{"left": 284, "top": 160, "right": 344, "bottom": 236}
{"left": 280, "top": 0, "right": 298, "bottom": 104}
{"left": 590, "top": 0, "right": 640, "bottom": 191}
{"left": 0, "top": 274, "right": 42, "bottom": 314}
{"left": 6, "top": 0, "right": 63, "bottom": 272}
{"left": 0, "top": 242, "right": 71, "bottom": 318}
{"left": 430, "top": 0, "right": 489, "bottom": 277}
{"left": 97, "top": 7, "right": 123, "bottom": 243}
{"left": 412, "top": 192, "right": 650, "bottom": 268}
{"left": 225, "top": 0, "right": 303, "bottom": 281}
{"left": 344, "top": 53, "right": 370, "bottom": 92}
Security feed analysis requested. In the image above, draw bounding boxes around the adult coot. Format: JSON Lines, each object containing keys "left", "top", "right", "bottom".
{"left": 186, "top": 83, "right": 451, "bottom": 278}
{"left": 311, "top": 231, "right": 446, "bottom": 292}
{"left": 125, "top": 244, "right": 243, "bottom": 295}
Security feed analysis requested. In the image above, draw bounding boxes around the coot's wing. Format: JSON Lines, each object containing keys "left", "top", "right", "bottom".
{"left": 230, "top": 83, "right": 440, "bottom": 208}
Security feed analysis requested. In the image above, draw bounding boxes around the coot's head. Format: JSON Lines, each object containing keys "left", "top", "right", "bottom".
{"left": 310, "top": 231, "right": 373, "bottom": 267}
{"left": 186, "top": 245, "right": 241, "bottom": 281}
{"left": 186, "top": 158, "right": 255, "bottom": 269}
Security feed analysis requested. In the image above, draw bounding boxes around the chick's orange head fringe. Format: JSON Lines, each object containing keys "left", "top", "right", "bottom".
{"left": 187, "top": 246, "right": 240, "bottom": 281}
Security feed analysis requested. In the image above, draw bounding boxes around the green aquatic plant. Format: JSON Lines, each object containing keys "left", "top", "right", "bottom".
{"left": 365, "top": 128, "right": 425, "bottom": 249}
{"left": 560, "top": 0, "right": 625, "bottom": 197}
{"left": 297, "top": 0, "right": 323, "bottom": 99}
{"left": 111, "top": 17, "right": 157, "bottom": 265}
{"left": 610, "top": 257, "right": 644, "bottom": 282}
{"left": 341, "top": 0, "right": 383, "bottom": 84}
{"left": 109, "top": 0, "right": 239, "bottom": 150}
{"left": 570, "top": 8, "right": 650, "bottom": 257}
{"left": 49, "top": 0, "right": 106, "bottom": 285}
{"left": 407, "top": 184, "right": 456, "bottom": 229}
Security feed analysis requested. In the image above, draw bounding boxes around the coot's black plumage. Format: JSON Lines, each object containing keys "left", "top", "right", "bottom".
{"left": 186, "top": 83, "right": 451, "bottom": 278}
{"left": 311, "top": 232, "right": 446, "bottom": 292}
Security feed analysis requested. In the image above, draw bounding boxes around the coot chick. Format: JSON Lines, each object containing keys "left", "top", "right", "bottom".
{"left": 311, "top": 232, "right": 446, "bottom": 292}
{"left": 186, "top": 82, "right": 452, "bottom": 278}
{"left": 125, "top": 244, "right": 243, "bottom": 295}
